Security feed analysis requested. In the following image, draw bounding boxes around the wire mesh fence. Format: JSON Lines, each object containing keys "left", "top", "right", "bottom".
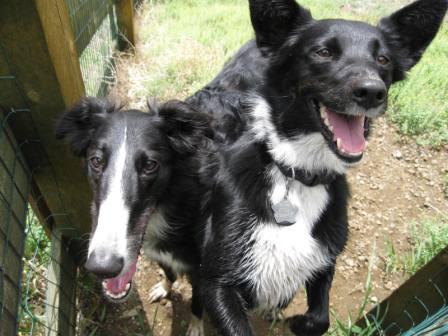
{"left": 65, "top": 0, "right": 120, "bottom": 96}
{"left": 0, "top": 46, "right": 78, "bottom": 336}
{"left": 361, "top": 248, "right": 448, "bottom": 336}
{"left": 389, "top": 268, "right": 448, "bottom": 336}
{"left": 0, "top": 0, "right": 131, "bottom": 335}
{"left": 0, "top": 107, "right": 33, "bottom": 336}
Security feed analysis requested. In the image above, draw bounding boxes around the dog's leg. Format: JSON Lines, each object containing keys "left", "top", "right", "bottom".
{"left": 186, "top": 272, "right": 204, "bottom": 336}
{"left": 203, "top": 281, "right": 254, "bottom": 336}
{"left": 288, "top": 266, "right": 334, "bottom": 336}
{"left": 148, "top": 262, "right": 176, "bottom": 303}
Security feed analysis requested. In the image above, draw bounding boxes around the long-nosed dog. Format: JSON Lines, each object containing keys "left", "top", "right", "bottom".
{"left": 188, "top": 0, "right": 448, "bottom": 335}
{"left": 56, "top": 98, "right": 212, "bottom": 335}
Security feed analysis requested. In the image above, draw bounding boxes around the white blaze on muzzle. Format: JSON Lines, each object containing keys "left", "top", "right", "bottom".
{"left": 88, "top": 127, "right": 129, "bottom": 265}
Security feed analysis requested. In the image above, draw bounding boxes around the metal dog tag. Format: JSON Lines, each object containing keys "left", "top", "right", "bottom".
{"left": 272, "top": 199, "right": 298, "bottom": 226}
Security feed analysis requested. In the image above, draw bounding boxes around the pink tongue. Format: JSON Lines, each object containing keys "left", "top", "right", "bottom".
{"left": 326, "top": 109, "right": 366, "bottom": 153}
{"left": 105, "top": 261, "right": 137, "bottom": 294}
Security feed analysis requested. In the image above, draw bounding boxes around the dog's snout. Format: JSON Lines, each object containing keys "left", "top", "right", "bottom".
{"left": 85, "top": 250, "right": 124, "bottom": 278}
{"left": 352, "top": 80, "right": 386, "bottom": 109}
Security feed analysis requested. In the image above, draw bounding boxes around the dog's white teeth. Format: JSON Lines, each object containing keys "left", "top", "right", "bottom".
{"left": 336, "top": 138, "right": 343, "bottom": 150}
{"left": 319, "top": 104, "right": 327, "bottom": 119}
{"left": 116, "top": 291, "right": 126, "bottom": 299}
{"left": 323, "top": 116, "right": 331, "bottom": 128}
{"left": 105, "top": 287, "right": 129, "bottom": 300}
{"left": 102, "top": 281, "right": 107, "bottom": 289}
{"left": 125, "top": 283, "right": 131, "bottom": 291}
{"left": 319, "top": 105, "right": 333, "bottom": 131}
{"left": 117, "top": 292, "right": 125, "bottom": 299}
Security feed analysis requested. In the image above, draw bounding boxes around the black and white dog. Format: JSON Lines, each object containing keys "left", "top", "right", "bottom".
{"left": 188, "top": 0, "right": 448, "bottom": 335}
{"left": 56, "top": 98, "right": 212, "bottom": 335}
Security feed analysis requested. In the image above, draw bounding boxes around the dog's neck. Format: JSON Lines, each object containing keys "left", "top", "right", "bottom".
{"left": 274, "top": 161, "right": 338, "bottom": 186}
{"left": 247, "top": 95, "right": 348, "bottom": 181}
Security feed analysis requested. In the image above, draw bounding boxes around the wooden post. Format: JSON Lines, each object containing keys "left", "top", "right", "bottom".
{"left": 0, "top": 0, "right": 91, "bottom": 237}
{"left": 358, "top": 246, "right": 448, "bottom": 334}
{"left": 0, "top": 1, "right": 90, "bottom": 334}
{"left": 35, "top": 0, "right": 86, "bottom": 106}
{"left": 46, "top": 229, "right": 77, "bottom": 336}
{"left": 45, "top": 229, "right": 62, "bottom": 335}
{"left": 116, "top": 0, "right": 136, "bottom": 50}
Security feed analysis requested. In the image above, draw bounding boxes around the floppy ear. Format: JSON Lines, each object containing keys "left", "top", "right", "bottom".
{"left": 55, "top": 97, "right": 113, "bottom": 156}
{"left": 156, "top": 100, "right": 213, "bottom": 156}
{"left": 378, "top": 0, "right": 448, "bottom": 79}
{"left": 249, "top": 0, "right": 313, "bottom": 52}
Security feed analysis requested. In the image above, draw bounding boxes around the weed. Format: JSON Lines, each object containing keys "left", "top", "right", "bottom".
{"left": 384, "top": 240, "right": 399, "bottom": 274}
{"left": 385, "top": 217, "right": 448, "bottom": 276}
{"left": 443, "top": 173, "right": 448, "bottom": 199}
{"left": 329, "top": 245, "right": 386, "bottom": 336}
{"left": 151, "top": 303, "right": 160, "bottom": 336}
{"left": 135, "top": 309, "right": 153, "bottom": 336}
{"left": 18, "top": 208, "right": 51, "bottom": 335}
{"left": 403, "top": 217, "right": 448, "bottom": 274}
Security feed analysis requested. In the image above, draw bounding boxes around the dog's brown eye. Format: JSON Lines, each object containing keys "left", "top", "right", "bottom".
{"left": 142, "top": 160, "right": 159, "bottom": 175}
{"left": 377, "top": 55, "right": 390, "bottom": 65}
{"left": 316, "top": 48, "right": 333, "bottom": 58}
{"left": 90, "top": 156, "right": 103, "bottom": 171}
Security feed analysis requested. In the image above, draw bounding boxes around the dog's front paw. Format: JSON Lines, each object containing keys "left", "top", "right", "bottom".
{"left": 148, "top": 279, "right": 172, "bottom": 303}
{"left": 287, "top": 314, "right": 329, "bottom": 336}
{"left": 185, "top": 315, "right": 204, "bottom": 336}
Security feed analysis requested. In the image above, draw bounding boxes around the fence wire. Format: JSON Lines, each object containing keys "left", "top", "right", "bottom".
{"left": 1, "top": 0, "right": 120, "bottom": 334}
{"left": 0, "top": 106, "right": 32, "bottom": 336}
{"left": 0, "top": 39, "right": 80, "bottom": 336}
{"left": 364, "top": 262, "right": 448, "bottom": 336}
{"left": 65, "top": 0, "right": 119, "bottom": 97}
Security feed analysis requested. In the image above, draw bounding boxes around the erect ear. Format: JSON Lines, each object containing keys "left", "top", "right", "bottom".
{"left": 156, "top": 100, "right": 213, "bottom": 156}
{"left": 249, "top": 0, "right": 313, "bottom": 52}
{"left": 55, "top": 97, "right": 114, "bottom": 157}
{"left": 378, "top": 0, "right": 448, "bottom": 77}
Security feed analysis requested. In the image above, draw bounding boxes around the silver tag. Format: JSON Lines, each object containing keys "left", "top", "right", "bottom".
{"left": 271, "top": 199, "right": 298, "bottom": 226}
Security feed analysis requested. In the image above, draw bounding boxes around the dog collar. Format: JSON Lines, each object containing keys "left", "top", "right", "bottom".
{"left": 275, "top": 163, "right": 338, "bottom": 186}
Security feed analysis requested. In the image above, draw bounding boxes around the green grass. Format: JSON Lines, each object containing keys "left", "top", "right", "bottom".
{"left": 388, "top": 24, "right": 448, "bottom": 147}
{"left": 385, "top": 217, "right": 448, "bottom": 276}
{"left": 124, "top": 0, "right": 251, "bottom": 101}
{"left": 18, "top": 208, "right": 51, "bottom": 334}
{"left": 328, "top": 246, "right": 386, "bottom": 336}
{"left": 125, "top": 0, "right": 447, "bottom": 145}
{"left": 443, "top": 173, "right": 448, "bottom": 199}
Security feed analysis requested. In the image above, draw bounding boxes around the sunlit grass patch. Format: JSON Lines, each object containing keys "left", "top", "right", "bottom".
{"left": 385, "top": 216, "right": 448, "bottom": 276}
{"left": 388, "top": 25, "right": 448, "bottom": 147}
{"left": 118, "top": 0, "right": 447, "bottom": 146}
{"left": 117, "top": 0, "right": 251, "bottom": 102}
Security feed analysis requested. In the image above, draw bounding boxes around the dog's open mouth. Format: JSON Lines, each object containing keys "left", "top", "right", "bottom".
{"left": 101, "top": 261, "right": 137, "bottom": 301}
{"left": 316, "top": 102, "right": 367, "bottom": 161}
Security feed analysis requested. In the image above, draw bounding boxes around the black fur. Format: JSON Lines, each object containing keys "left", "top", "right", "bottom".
{"left": 189, "top": 1, "right": 448, "bottom": 335}
{"left": 56, "top": 98, "right": 212, "bottom": 322}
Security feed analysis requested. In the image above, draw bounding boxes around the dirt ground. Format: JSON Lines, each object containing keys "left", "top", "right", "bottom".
{"left": 76, "top": 3, "right": 448, "bottom": 332}
{"left": 77, "top": 116, "right": 448, "bottom": 336}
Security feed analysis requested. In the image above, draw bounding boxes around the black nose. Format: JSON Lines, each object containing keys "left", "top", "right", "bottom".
{"left": 352, "top": 80, "right": 386, "bottom": 109}
{"left": 85, "top": 250, "right": 124, "bottom": 278}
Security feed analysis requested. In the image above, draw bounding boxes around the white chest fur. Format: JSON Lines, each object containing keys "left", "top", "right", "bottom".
{"left": 244, "top": 168, "right": 332, "bottom": 311}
